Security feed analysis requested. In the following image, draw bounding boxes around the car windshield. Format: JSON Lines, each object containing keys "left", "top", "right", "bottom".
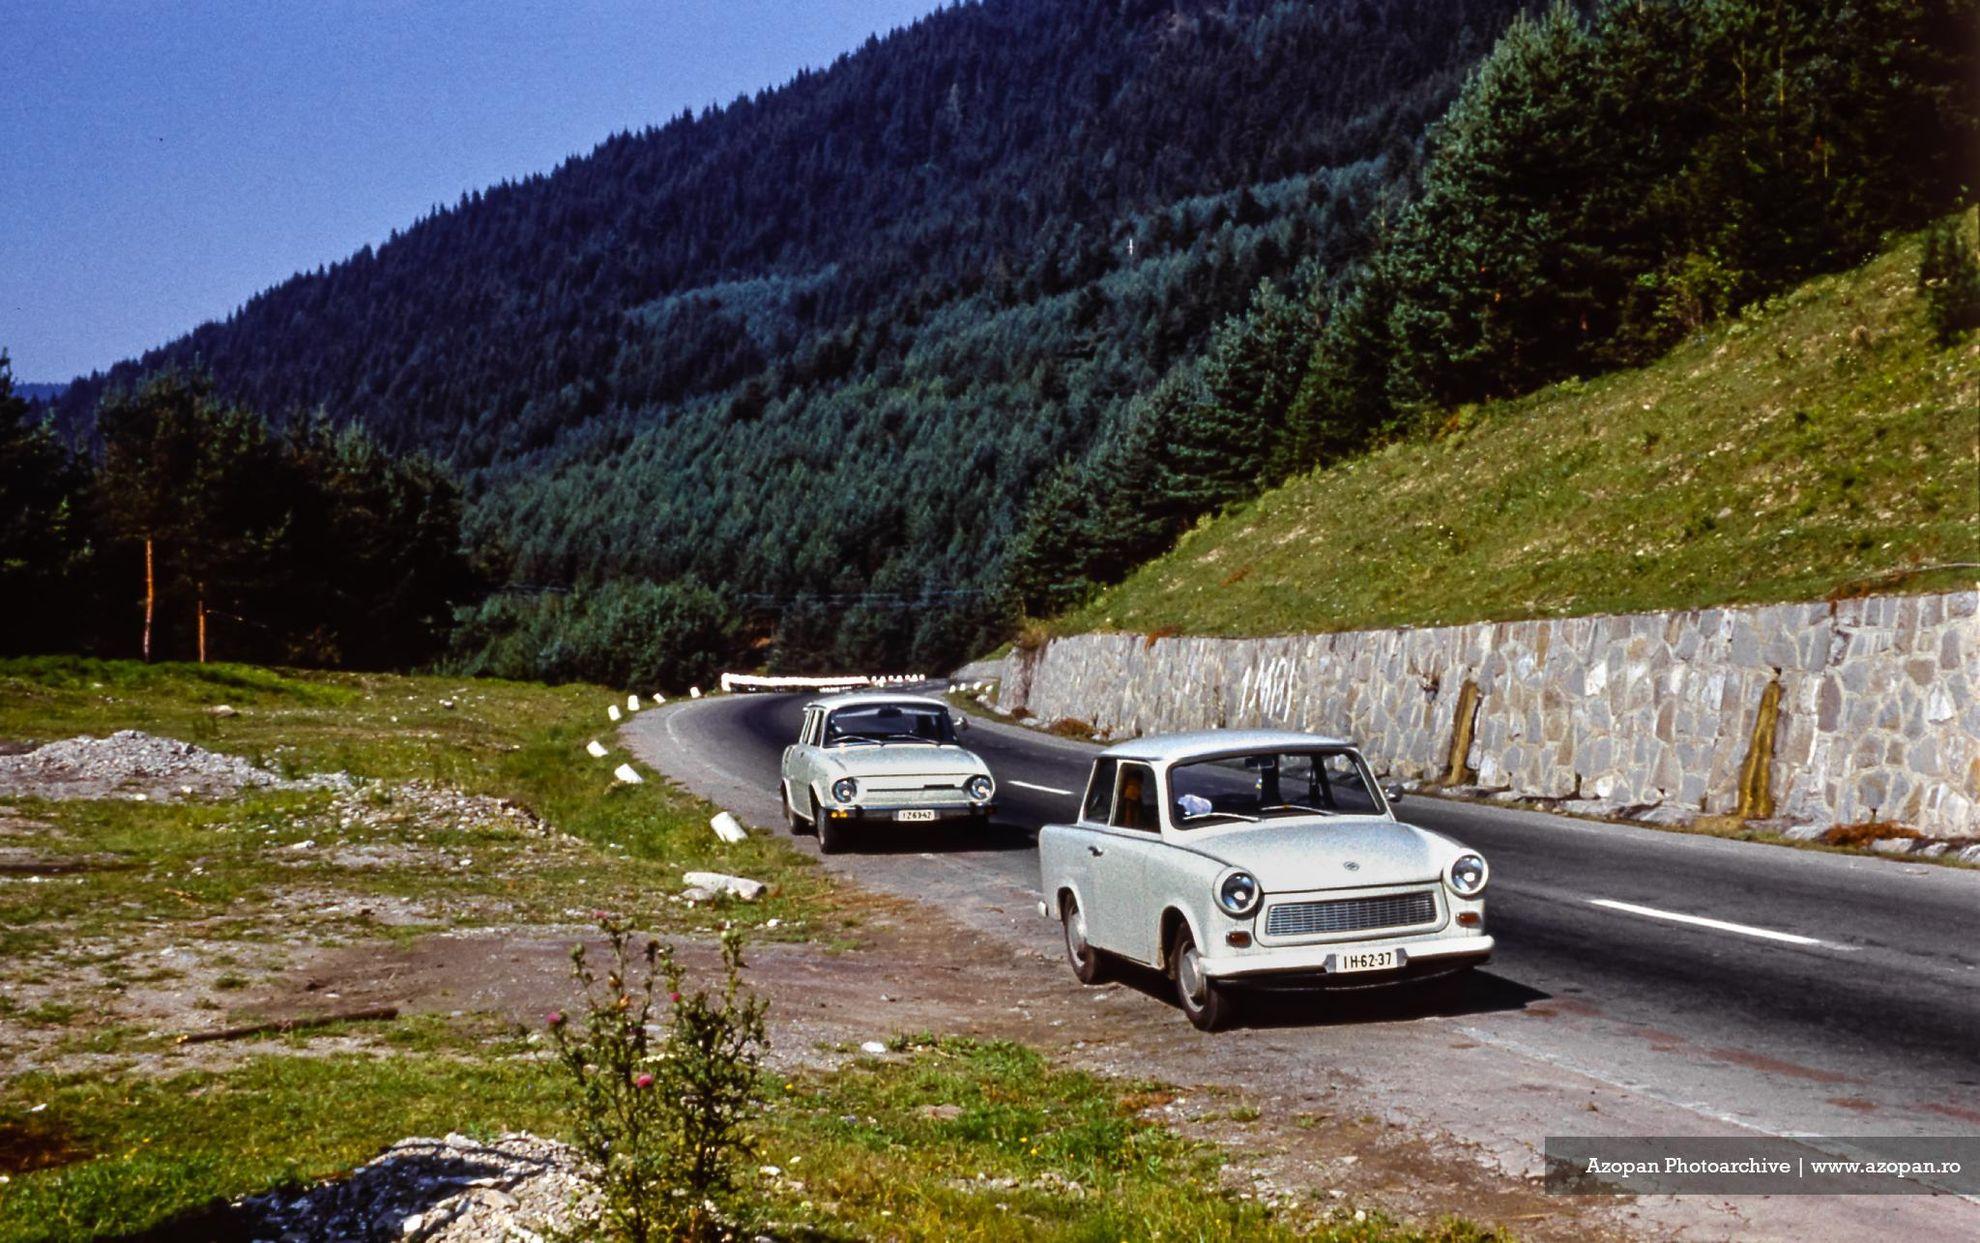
{"left": 1167, "top": 749, "right": 1385, "bottom": 826}
{"left": 825, "top": 703, "right": 957, "bottom": 746}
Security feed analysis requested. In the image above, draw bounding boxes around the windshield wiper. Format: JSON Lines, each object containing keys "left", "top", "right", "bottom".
{"left": 1180, "top": 810, "right": 1259, "bottom": 824}
{"left": 1258, "top": 803, "right": 1333, "bottom": 816}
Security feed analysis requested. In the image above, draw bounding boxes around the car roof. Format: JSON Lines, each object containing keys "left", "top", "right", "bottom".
{"left": 805, "top": 692, "right": 951, "bottom": 711}
{"left": 1097, "top": 728, "right": 1355, "bottom": 763}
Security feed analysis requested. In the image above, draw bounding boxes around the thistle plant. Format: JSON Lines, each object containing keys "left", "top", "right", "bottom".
{"left": 548, "top": 914, "right": 769, "bottom": 1242}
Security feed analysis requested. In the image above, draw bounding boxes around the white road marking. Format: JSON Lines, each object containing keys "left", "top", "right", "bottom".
{"left": 1008, "top": 779, "right": 1075, "bottom": 796}
{"left": 1588, "top": 898, "right": 1827, "bottom": 947}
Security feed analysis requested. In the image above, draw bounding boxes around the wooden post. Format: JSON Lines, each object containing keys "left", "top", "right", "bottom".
{"left": 196, "top": 582, "right": 207, "bottom": 664}
{"left": 142, "top": 536, "right": 154, "bottom": 662}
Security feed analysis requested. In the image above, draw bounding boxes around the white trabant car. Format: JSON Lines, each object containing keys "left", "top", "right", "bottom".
{"left": 1038, "top": 730, "right": 1492, "bottom": 1030}
{"left": 780, "top": 692, "right": 996, "bottom": 854}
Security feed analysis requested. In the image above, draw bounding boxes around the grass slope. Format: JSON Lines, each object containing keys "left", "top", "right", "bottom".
{"left": 0, "top": 658, "right": 837, "bottom": 941}
{"left": 1064, "top": 218, "right": 1980, "bottom": 639}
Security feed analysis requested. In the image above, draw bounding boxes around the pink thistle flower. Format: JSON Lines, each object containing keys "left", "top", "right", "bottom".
{"left": 670, "top": 992, "right": 683, "bottom": 1004}
{"left": 634, "top": 1073, "right": 655, "bottom": 1089}
{"left": 546, "top": 1010, "right": 565, "bottom": 1027}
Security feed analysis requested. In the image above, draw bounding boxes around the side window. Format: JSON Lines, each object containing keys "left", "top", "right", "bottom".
{"left": 1318, "top": 750, "right": 1381, "bottom": 813}
{"left": 803, "top": 710, "right": 821, "bottom": 747}
{"left": 1112, "top": 762, "right": 1160, "bottom": 832}
{"left": 1081, "top": 758, "right": 1117, "bottom": 823}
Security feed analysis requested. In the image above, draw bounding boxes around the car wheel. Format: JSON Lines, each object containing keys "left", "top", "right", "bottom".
{"left": 1061, "top": 894, "right": 1107, "bottom": 985}
{"left": 1170, "top": 924, "right": 1233, "bottom": 1032}
{"left": 814, "top": 792, "right": 847, "bottom": 855}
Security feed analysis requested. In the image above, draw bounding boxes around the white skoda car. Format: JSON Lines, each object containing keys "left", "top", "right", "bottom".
{"left": 780, "top": 693, "right": 996, "bottom": 854}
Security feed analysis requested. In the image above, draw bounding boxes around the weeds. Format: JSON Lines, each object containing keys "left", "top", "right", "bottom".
{"left": 547, "top": 916, "right": 768, "bottom": 1242}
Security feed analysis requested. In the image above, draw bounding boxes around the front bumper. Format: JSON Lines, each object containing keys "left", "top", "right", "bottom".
{"left": 824, "top": 803, "right": 994, "bottom": 825}
{"left": 1199, "top": 934, "right": 1493, "bottom": 985}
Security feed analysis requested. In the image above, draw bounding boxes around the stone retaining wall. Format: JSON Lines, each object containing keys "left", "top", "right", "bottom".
{"left": 993, "top": 591, "right": 1978, "bottom": 837}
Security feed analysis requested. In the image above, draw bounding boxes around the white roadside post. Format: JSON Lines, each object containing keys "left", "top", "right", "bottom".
{"left": 710, "top": 811, "right": 747, "bottom": 843}
{"left": 613, "top": 763, "right": 643, "bottom": 784}
{"left": 586, "top": 740, "right": 608, "bottom": 758}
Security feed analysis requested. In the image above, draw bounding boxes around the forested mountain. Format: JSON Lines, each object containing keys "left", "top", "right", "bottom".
{"left": 53, "top": 0, "right": 1538, "bottom": 673}
{"left": 41, "top": 0, "right": 1974, "bottom": 682}
{"left": 1007, "top": 0, "right": 1977, "bottom": 617}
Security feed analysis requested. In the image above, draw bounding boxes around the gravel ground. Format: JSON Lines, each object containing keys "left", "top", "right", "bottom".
{"left": 0, "top": 730, "right": 351, "bottom": 802}
{"left": 233, "top": 1132, "right": 596, "bottom": 1242}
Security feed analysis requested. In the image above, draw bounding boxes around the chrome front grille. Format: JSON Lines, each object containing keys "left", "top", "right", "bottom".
{"left": 861, "top": 779, "right": 968, "bottom": 805}
{"left": 1263, "top": 890, "right": 1438, "bottom": 939}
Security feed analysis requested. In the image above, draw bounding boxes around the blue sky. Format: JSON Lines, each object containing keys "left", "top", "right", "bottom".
{"left": 0, "top": 0, "right": 945, "bottom": 383}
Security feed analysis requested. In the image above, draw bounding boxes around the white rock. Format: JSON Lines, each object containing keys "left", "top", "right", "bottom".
{"left": 682, "top": 870, "right": 766, "bottom": 901}
{"left": 860, "top": 1041, "right": 889, "bottom": 1054}
{"left": 710, "top": 812, "right": 748, "bottom": 843}
{"left": 613, "top": 763, "right": 644, "bottom": 785}
{"left": 585, "top": 740, "right": 608, "bottom": 758}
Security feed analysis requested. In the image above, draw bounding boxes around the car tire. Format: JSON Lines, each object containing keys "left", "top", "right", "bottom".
{"left": 814, "top": 792, "right": 847, "bottom": 855}
{"left": 1170, "top": 924, "right": 1233, "bottom": 1032}
{"left": 1061, "top": 894, "right": 1108, "bottom": 985}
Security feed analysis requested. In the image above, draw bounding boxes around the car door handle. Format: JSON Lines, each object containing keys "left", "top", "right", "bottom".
{"left": 1088, "top": 845, "right": 1104, "bottom": 857}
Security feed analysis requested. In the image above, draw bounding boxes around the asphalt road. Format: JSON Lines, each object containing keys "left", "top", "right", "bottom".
{"left": 629, "top": 690, "right": 1980, "bottom": 1171}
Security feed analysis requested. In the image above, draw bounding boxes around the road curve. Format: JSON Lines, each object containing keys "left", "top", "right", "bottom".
{"left": 625, "top": 690, "right": 1980, "bottom": 1237}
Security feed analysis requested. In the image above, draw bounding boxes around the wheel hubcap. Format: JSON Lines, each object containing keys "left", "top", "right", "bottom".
{"left": 1065, "top": 907, "right": 1088, "bottom": 963}
{"left": 1177, "top": 945, "right": 1205, "bottom": 1005}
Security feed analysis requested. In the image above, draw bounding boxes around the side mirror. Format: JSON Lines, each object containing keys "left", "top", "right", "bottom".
{"left": 1384, "top": 783, "right": 1406, "bottom": 805}
{"left": 953, "top": 714, "right": 970, "bottom": 731}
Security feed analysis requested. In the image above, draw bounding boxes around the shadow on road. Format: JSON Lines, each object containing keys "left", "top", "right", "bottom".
{"left": 798, "top": 817, "right": 1038, "bottom": 855}
{"left": 1102, "top": 962, "right": 1547, "bottom": 1030}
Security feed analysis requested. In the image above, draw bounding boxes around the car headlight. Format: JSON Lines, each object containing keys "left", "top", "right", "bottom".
{"left": 1446, "top": 853, "right": 1488, "bottom": 896}
{"left": 1216, "top": 870, "right": 1261, "bottom": 917}
{"left": 966, "top": 774, "right": 994, "bottom": 801}
{"left": 831, "top": 777, "right": 858, "bottom": 804}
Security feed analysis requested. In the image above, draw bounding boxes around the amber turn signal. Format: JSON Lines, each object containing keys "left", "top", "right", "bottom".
{"left": 1456, "top": 911, "right": 1482, "bottom": 928}
{"left": 1225, "top": 930, "right": 1252, "bottom": 947}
